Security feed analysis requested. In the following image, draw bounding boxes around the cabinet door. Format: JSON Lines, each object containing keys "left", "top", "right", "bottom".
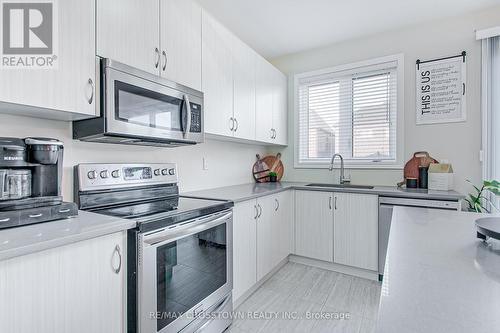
{"left": 256, "top": 195, "right": 276, "bottom": 280}
{"left": 0, "top": 0, "right": 96, "bottom": 117}
{"left": 295, "top": 190, "right": 334, "bottom": 262}
{"left": 160, "top": 0, "right": 202, "bottom": 90}
{"left": 334, "top": 193, "right": 378, "bottom": 271}
{"left": 202, "top": 11, "right": 234, "bottom": 137}
{"left": 255, "top": 55, "right": 274, "bottom": 143}
{"left": 97, "top": 0, "right": 160, "bottom": 75}
{"left": 232, "top": 37, "right": 256, "bottom": 141}
{"left": 232, "top": 200, "right": 257, "bottom": 302}
{"left": 0, "top": 232, "right": 125, "bottom": 333}
{"left": 274, "top": 190, "right": 293, "bottom": 264}
{"left": 272, "top": 69, "right": 288, "bottom": 145}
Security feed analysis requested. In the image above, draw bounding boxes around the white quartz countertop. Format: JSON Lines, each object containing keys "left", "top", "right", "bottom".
{"left": 0, "top": 210, "right": 136, "bottom": 260}
{"left": 184, "top": 182, "right": 464, "bottom": 203}
{"left": 376, "top": 207, "right": 500, "bottom": 333}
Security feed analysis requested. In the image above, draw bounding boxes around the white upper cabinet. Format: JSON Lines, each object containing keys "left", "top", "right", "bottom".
{"left": 0, "top": 0, "right": 97, "bottom": 120}
{"left": 333, "top": 193, "right": 378, "bottom": 271}
{"left": 202, "top": 11, "right": 234, "bottom": 137}
{"left": 255, "top": 55, "right": 275, "bottom": 143}
{"left": 160, "top": 0, "right": 202, "bottom": 90}
{"left": 97, "top": 0, "right": 160, "bottom": 75}
{"left": 232, "top": 37, "right": 257, "bottom": 141}
{"left": 272, "top": 68, "right": 288, "bottom": 145}
{"left": 256, "top": 55, "right": 288, "bottom": 145}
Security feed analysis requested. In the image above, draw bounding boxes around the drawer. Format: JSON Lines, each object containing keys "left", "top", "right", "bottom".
{"left": 51, "top": 203, "right": 78, "bottom": 220}
{"left": 0, "top": 211, "right": 21, "bottom": 229}
{"left": 20, "top": 206, "right": 53, "bottom": 225}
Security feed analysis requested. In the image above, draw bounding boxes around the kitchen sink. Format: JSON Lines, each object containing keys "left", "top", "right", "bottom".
{"left": 305, "top": 183, "right": 375, "bottom": 189}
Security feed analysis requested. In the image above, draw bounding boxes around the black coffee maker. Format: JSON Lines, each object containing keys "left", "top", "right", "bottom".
{"left": 0, "top": 137, "right": 78, "bottom": 228}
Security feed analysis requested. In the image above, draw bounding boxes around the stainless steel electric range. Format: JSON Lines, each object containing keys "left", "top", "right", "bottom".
{"left": 75, "top": 163, "right": 234, "bottom": 333}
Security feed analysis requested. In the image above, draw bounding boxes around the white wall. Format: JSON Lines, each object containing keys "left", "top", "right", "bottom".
{"left": 0, "top": 114, "right": 265, "bottom": 201}
{"left": 270, "top": 6, "right": 500, "bottom": 194}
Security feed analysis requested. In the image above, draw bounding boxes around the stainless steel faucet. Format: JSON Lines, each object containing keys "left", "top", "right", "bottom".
{"left": 329, "top": 154, "right": 348, "bottom": 184}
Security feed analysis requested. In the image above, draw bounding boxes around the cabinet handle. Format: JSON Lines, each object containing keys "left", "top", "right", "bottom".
{"left": 58, "top": 209, "right": 70, "bottom": 213}
{"left": 162, "top": 50, "right": 167, "bottom": 71}
{"left": 234, "top": 118, "right": 239, "bottom": 132}
{"left": 275, "top": 198, "right": 279, "bottom": 211}
{"left": 229, "top": 117, "right": 235, "bottom": 131}
{"left": 0, "top": 218, "right": 10, "bottom": 223}
{"left": 155, "top": 47, "right": 160, "bottom": 68}
{"left": 258, "top": 204, "right": 262, "bottom": 218}
{"left": 334, "top": 196, "right": 338, "bottom": 210}
{"left": 28, "top": 213, "right": 43, "bottom": 218}
{"left": 112, "top": 245, "right": 122, "bottom": 274}
{"left": 88, "top": 78, "right": 94, "bottom": 105}
{"left": 329, "top": 196, "right": 332, "bottom": 210}
{"left": 254, "top": 205, "right": 258, "bottom": 219}
{"left": 270, "top": 129, "right": 274, "bottom": 139}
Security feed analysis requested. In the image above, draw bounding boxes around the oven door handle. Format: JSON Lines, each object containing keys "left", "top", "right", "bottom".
{"left": 143, "top": 211, "right": 232, "bottom": 247}
{"left": 181, "top": 94, "right": 192, "bottom": 139}
{"left": 193, "top": 295, "right": 232, "bottom": 333}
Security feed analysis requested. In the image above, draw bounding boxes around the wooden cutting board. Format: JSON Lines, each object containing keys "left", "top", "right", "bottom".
{"left": 252, "top": 153, "right": 284, "bottom": 183}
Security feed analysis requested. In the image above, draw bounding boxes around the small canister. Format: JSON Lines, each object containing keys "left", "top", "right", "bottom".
{"left": 406, "top": 177, "right": 418, "bottom": 189}
{"left": 418, "top": 166, "right": 429, "bottom": 189}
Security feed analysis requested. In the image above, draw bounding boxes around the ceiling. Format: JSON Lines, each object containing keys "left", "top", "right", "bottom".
{"left": 197, "top": 0, "right": 500, "bottom": 59}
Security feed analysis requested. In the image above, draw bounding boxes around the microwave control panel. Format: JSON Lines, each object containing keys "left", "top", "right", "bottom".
{"left": 190, "top": 103, "right": 202, "bottom": 133}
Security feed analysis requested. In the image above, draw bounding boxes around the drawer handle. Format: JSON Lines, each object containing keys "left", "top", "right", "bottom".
{"left": 0, "top": 218, "right": 10, "bottom": 223}
{"left": 58, "top": 209, "right": 71, "bottom": 213}
{"left": 29, "top": 213, "right": 43, "bottom": 218}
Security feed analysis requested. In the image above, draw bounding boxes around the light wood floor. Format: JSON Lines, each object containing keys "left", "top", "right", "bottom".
{"left": 226, "top": 262, "right": 381, "bottom": 333}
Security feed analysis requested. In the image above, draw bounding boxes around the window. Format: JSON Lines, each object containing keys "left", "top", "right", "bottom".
{"left": 295, "top": 55, "right": 404, "bottom": 168}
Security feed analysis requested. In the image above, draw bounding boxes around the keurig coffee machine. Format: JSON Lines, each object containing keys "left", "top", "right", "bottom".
{"left": 0, "top": 137, "right": 77, "bottom": 228}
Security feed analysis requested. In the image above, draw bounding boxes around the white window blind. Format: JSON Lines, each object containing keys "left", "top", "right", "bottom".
{"left": 296, "top": 60, "right": 399, "bottom": 167}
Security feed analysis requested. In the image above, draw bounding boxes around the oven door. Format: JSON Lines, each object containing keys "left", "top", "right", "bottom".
{"left": 139, "top": 210, "right": 233, "bottom": 333}
{"left": 104, "top": 64, "right": 203, "bottom": 144}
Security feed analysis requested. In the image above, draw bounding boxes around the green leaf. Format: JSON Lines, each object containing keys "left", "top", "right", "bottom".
{"left": 469, "top": 194, "right": 479, "bottom": 203}
{"left": 474, "top": 202, "right": 483, "bottom": 213}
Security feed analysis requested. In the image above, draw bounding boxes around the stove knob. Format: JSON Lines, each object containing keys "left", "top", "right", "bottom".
{"left": 161, "top": 169, "right": 168, "bottom": 176}
{"left": 111, "top": 170, "right": 121, "bottom": 178}
{"left": 87, "top": 170, "right": 97, "bottom": 180}
{"left": 168, "top": 168, "right": 176, "bottom": 175}
{"left": 154, "top": 169, "right": 161, "bottom": 176}
{"left": 100, "top": 170, "right": 109, "bottom": 179}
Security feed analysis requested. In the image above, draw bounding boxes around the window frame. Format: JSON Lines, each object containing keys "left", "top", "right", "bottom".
{"left": 293, "top": 54, "right": 405, "bottom": 169}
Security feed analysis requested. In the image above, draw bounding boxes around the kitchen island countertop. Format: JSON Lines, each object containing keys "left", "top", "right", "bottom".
{"left": 376, "top": 207, "right": 500, "bottom": 333}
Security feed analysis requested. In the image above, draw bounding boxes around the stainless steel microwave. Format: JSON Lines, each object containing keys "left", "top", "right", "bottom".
{"left": 73, "top": 58, "right": 204, "bottom": 147}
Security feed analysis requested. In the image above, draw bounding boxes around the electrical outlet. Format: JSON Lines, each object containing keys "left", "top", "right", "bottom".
{"left": 202, "top": 157, "right": 208, "bottom": 170}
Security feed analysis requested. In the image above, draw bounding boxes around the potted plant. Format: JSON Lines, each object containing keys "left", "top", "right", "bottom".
{"left": 465, "top": 180, "right": 500, "bottom": 213}
{"left": 269, "top": 171, "right": 278, "bottom": 183}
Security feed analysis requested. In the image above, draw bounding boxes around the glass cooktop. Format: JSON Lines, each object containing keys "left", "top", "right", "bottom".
{"left": 93, "top": 196, "right": 233, "bottom": 232}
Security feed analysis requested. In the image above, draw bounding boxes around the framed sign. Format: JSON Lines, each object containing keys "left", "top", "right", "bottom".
{"left": 416, "top": 52, "right": 466, "bottom": 125}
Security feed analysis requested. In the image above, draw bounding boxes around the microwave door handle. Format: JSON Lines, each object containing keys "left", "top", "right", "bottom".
{"left": 182, "top": 94, "right": 192, "bottom": 139}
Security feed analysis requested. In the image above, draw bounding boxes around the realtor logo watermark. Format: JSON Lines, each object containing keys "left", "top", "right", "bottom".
{"left": 1, "top": 0, "right": 58, "bottom": 68}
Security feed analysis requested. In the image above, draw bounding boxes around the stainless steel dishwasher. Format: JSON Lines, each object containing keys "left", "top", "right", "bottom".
{"left": 378, "top": 197, "right": 461, "bottom": 279}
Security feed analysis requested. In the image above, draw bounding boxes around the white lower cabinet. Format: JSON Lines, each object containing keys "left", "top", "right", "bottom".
{"left": 0, "top": 232, "right": 126, "bottom": 333}
{"left": 333, "top": 192, "right": 378, "bottom": 271}
{"left": 232, "top": 199, "right": 257, "bottom": 301}
{"left": 232, "top": 190, "right": 293, "bottom": 302}
{"left": 294, "top": 190, "right": 334, "bottom": 262}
